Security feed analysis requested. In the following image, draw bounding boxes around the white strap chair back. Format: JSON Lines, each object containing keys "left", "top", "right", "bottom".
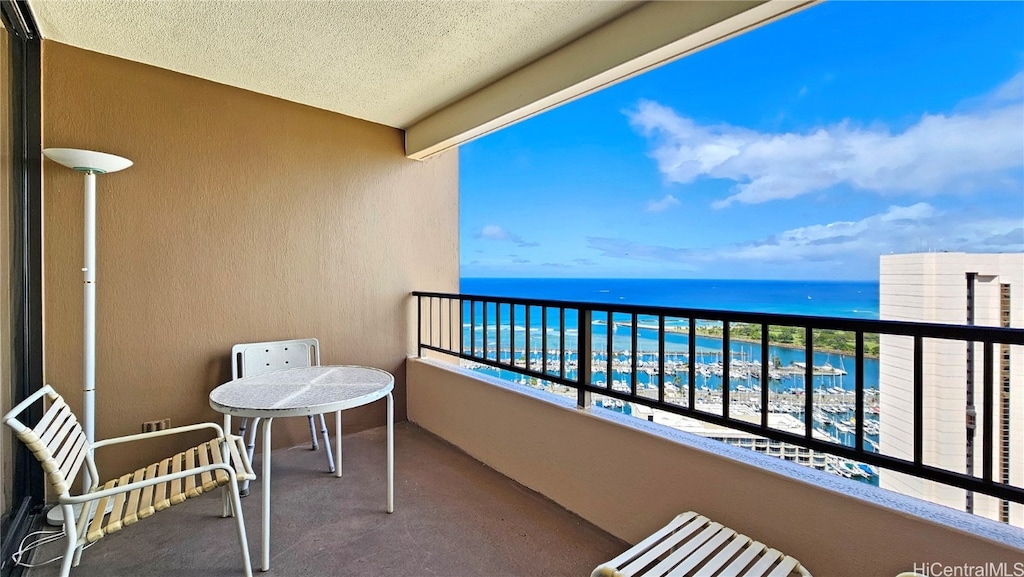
{"left": 5, "top": 386, "right": 92, "bottom": 497}
{"left": 232, "top": 338, "right": 320, "bottom": 379}
{"left": 231, "top": 338, "right": 334, "bottom": 489}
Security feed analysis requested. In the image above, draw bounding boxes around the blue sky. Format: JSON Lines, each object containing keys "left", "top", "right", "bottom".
{"left": 460, "top": 1, "right": 1024, "bottom": 281}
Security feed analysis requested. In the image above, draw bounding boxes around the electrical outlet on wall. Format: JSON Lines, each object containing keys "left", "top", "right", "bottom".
{"left": 141, "top": 418, "right": 171, "bottom": 433}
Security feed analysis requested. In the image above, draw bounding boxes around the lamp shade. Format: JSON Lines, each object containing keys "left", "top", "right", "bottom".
{"left": 43, "top": 148, "right": 132, "bottom": 173}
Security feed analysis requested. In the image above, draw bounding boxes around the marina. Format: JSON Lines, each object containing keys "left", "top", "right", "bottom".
{"left": 462, "top": 343, "right": 882, "bottom": 485}
{"left": 454, "top": 296, "right": 884, "bottom": 485}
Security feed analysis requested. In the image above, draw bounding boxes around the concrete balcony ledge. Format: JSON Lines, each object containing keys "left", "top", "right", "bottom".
{"left": 407, "top": 356, "right": 1024, "bottom": 576}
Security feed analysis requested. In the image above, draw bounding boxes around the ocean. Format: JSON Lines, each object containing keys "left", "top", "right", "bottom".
{"left": 460, "top": 278, "right": 879, "bottom": 319}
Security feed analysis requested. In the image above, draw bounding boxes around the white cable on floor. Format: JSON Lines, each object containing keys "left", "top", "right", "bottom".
{"left": 11, "top": 529, "right": 92, "bottom": 568}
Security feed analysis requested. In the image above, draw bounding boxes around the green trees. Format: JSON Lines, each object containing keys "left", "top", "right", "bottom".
{"left": 694, "top": 323, "right": 879, "bottom": 358}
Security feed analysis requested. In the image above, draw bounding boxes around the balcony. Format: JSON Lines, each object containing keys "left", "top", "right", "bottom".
{"left": 3, "top": 3, "right": 1023, "bottom": 574}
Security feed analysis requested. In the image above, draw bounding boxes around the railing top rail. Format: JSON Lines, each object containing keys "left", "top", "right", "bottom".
{"left": 412, "top": 291, "right": 1024, "bottom": 344}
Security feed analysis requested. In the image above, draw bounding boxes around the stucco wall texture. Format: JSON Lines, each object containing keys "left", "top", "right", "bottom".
{"left": 40, "top": 41, "right": 458, "bottom": 478}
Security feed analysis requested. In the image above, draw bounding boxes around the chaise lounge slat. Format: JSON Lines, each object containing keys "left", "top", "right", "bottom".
{"left": 591, "top": 512, "right": 811, "bottom": 577}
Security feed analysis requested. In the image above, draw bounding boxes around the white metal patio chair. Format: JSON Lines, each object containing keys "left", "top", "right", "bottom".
{"left": 3, "top": 384, "right": 256, "bottom": 577}
{"left": 232, "top": 338, "right": 334, "bottom": 495}
{"left": 591, "top": 511, "right": 812, "bottom": 577}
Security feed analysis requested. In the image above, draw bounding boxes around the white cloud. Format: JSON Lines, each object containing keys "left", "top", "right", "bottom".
{"left": 974, "top": 70, "right": 1023, "bottom": 106}
{"left": 474, "top": 225, "right": 538, "bottom": 247}
{"left": 626, "top": 74, "right": 1024, "bottom": 208}
{"left": 587, "top": 203, "right": 1024, "bottom": 272}
{"left": 477, "top": 225, "right": 512, "bottom": 241}
{"left": 645, "top": 194, "right": 681, "bottom": 212}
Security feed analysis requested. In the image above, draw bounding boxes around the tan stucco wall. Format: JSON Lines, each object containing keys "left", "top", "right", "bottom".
{"left": 40, "top": 41, "right": 458, "bottom": 479}
{"left": 408, "top": 358, "right": 1023, "bottom": 576}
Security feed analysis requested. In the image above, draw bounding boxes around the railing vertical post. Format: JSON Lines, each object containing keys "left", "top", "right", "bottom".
{"left": 722, "top": 320, "right": 730, "bottom": 419}
{"left": 760, "top": 324, "right": 769, "bottom": 429}
{"left": 416, "top": 295, "right": 423, "bottom": 357}
{"left": 578, "top": 308, "right": 592, "bottom": 409}
{"left": 606, "top": 311, "right": 613, "bottom": 391}
{"left": 482, "top": 301, "right": 489, "bottom": 361}
{"left": 658, "top": 315, "right": 666, "bottom": 404}
{"left": 631, "top": 313, "right": 639, "bottom": 397}
{"left": 446, "top": 298, "right": 452, "bottom": 353}
{"left": 459, "top": 297, "right": 464, "bottom": 357}
{"left": 470, "top": 300, "right": 477, "bottom": 358}
{"left": 805, "top": 327, "right": 814, "bottom": 439}
{"left": 525, "top": 306, "right": 532, "bottom": 374}
{"left": 437, "top": 297, "right": 443, "bottom": 349}
{"left": 560, "top": 308, "right": 566, "bottom": 381}
{"left": 429, "top": 297, "right": 435, "bottom": 351}
{"left": 510, "top": 304, "right": 516, "bottom": 369}
{"left": 542, "top": 307, "right": 549, "bottom": 377}
{"left": 496, "top": 302, "right": 502, "bottom": 363}
{"left": 855, "top": 332, "right": 865, "bottom": 452}
{"left": 983, "top": 341, "right": 994, "bottom": 483}
{"left": 688, "top": 317, "right": 696, "bottom": 410}
{"left": 913, "top": 335, "right": 924, "bottom": 465}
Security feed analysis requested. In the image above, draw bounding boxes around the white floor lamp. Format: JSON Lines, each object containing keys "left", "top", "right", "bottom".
{"left": 42, "top": 148, "right": 132, "bottom": 525}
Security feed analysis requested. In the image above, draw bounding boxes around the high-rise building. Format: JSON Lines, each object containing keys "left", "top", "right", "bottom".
{"left": 879, "top": 253, "right": 1023, "bottom": 526}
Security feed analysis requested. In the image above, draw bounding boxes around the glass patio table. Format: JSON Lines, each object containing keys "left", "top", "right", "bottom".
{"left": 209, "top": 365, "right": 394, "bottom": 572}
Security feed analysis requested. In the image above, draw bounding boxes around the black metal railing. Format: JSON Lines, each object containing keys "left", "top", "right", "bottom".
{"left": 413, "top": 291, "right": 1024, "bottom": 506}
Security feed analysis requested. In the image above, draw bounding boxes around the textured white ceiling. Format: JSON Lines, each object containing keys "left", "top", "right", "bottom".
{"left": 29, "top": 0, "right": 637, "bottom": 129}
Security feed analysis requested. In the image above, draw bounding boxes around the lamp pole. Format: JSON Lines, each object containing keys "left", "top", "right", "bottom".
{"left": 82, "top": 169, "right": 98, "bottom": 447}
{"left": 42, "top": 148, "right": 132, "bottom": 515}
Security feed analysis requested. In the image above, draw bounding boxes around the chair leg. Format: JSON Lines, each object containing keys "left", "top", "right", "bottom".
{"left": 317, "top": 413, "right": 335, "bottom": 473}
{"left": 71, "top": 503, "right": 89, "bottom": 567}
{"left": 241, "top": 417, "right": 261, "bottom": 497}
{"left": 238, "top": 417, "right": 249, "bottom": 442}
{"left": 226, "top": 475, "right": 254, "bottom": 577}
{"left": 58, "top": 505, "right": 77, "bottom": 577}
{"left": 307, "top": 415, "right": 319, "bottom": 450}
{"left": 245, "top": 417, "right": 261, "bottom": 463}
{"left": 238, "top": 415, "right": 252, "bottom": 494}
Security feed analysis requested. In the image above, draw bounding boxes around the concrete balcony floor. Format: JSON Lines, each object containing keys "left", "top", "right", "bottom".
{"left": 26, "top": 422, "right": 625, "bottom": 576}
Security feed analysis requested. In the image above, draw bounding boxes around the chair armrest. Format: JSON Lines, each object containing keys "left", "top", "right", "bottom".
{"left": 226, "top": 434, "right": 257, "bottom": 481}
{"left": 91, "top": 422, "right": 225, "bottom": 450}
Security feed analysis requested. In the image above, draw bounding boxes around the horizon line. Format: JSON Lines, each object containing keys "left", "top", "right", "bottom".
{"left": 460, "top": 276, "right": 880, "bottom": 282}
